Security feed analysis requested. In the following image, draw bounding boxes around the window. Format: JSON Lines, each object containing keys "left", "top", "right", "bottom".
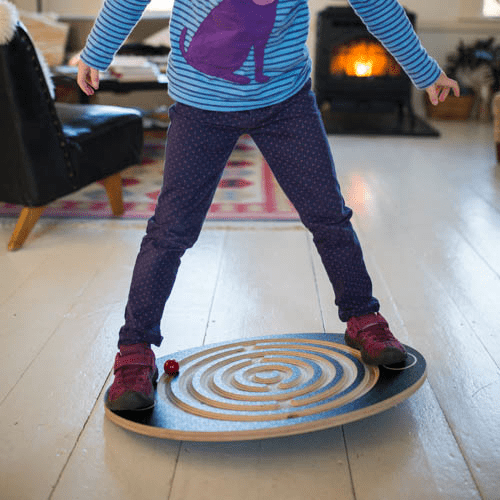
{"left": 146, "top": 0, "right": 174, "bottom": 12}
{"left": 483, "top": 0, "right": 500, "bottom": 17}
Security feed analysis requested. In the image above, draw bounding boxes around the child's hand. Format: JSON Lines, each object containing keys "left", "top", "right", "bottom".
{"left": 77, "top": 59, "right": 100, "bottom": 96}
{"left": 425, "top": 72, "right": 460, "bottom": 106}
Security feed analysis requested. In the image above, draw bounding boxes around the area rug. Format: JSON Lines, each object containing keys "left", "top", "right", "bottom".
{"left": 0, "top": 132, "right": 299, "bottom": 221}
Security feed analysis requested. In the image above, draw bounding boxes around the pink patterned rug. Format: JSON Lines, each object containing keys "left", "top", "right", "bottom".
{"left": 0, "top": 131, "right": 299, "bottom": 221}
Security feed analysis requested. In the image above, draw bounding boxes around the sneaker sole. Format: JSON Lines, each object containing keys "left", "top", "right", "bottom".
{"left": 105, "top": 367, "right": 159, "bottom": 412}
{"left": 345, "top": 334, "right": 407, "bottom": 366}
{"left": 105, "top": 388, "right": 155, "bottom": 411}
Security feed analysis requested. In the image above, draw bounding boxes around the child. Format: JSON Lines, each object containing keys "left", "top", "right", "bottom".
{"left": 77, "top": 0, "right": 459, "bottom": 411}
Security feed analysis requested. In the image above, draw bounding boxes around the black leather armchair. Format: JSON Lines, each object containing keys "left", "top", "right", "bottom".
{"left": 0, "top": 19, "right": 144, "bottom": 250}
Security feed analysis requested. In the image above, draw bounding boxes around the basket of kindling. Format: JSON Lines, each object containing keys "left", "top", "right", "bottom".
{"left": 493, "top": 92, "right": 500, "bottom": 162}
{"left": 425, "top": 90, "right": 475, "bottom": 120}
{"left": 426, "top": 38, "right": 500, "bottom": 121}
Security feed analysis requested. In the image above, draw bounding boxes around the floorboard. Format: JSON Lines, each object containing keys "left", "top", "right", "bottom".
{"left": 333, "top": 123, "right": 499, "bottom": 499}
{"left": 311, "top": 228, "right": 482, "bottom": 500}
{"left": 0, "top": 120, "right": 497, "bottom": 500}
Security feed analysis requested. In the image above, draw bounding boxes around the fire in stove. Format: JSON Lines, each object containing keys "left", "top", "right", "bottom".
{"left": 314, "top": 6, "right": 416, "bottom": 113}
{"left": 330, "top": 39, "right": 401, "bottom": 79}
{"left": 314, "top": 6, "right": 439, "bottom": 136}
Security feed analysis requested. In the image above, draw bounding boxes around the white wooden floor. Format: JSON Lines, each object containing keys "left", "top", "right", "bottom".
{"left": 1, "top": 120, "right": 499, "bottom": 500}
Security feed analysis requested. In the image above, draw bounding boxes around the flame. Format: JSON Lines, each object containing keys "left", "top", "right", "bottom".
{"left": 330, "top": 39, "right": 401, "bottom": 78}
{"left": 354, "top": 61, "right": 373, "bottom": 77}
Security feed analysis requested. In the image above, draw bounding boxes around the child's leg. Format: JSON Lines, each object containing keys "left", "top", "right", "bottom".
{"left": 250, "top": 82, "right": 379, "bottom": 322}
{"left": 118, "top": 103, "right": 241, "bottom": 347}
{"left": 251, "top": 82, "right": 406, "bottom": 365}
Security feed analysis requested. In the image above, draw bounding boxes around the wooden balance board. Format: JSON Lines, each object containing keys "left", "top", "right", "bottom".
{"left": 105, "top": 333, "right": 426, "bottom": 441}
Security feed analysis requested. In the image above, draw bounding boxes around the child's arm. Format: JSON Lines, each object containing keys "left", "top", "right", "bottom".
{"left": 425, "top": 72, "right": 460, "bottom": 105}
{"left": 347, "top": 0, "right": 458, "bottom": 101}
{"left": 77, "top": 60, "right": 100, "bottom": 96}
{"left": 76, "top": 0, "right": 151, "bottom": 93}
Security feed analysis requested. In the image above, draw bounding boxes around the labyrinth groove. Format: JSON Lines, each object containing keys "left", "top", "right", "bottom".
{"left": 105, "top": 334, "right": 427, "bottom": 441}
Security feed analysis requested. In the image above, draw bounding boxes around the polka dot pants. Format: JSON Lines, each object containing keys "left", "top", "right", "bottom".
{"left": 118, "top": 80, "right": 379, "bottom": 347}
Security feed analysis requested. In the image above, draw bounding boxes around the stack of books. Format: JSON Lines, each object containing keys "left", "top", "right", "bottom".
{"left": 108, "top": 56, "right": 159, "bottom": 82}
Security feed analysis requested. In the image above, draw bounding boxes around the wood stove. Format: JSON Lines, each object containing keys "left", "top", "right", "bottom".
{"left": 314, "top": 6, "right": 439, "bottom": 136}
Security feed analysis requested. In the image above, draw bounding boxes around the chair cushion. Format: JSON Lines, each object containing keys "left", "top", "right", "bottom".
{"left": 56, "top": 102, "right": 144, "bottom": 186}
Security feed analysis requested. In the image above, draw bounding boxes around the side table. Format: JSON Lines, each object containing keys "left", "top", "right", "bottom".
{"left": 52, "top": 65, "right": 169, "bottom": 104}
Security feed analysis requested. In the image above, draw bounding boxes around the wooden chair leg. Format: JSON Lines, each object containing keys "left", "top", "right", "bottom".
{"left": 102, "top": 172, "right": 124, "bottom": 216}
{"left": 8, "top": 206, "right": 46, "bottom": 251}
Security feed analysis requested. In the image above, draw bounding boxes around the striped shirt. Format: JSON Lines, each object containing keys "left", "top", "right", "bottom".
{"left": 80, "top": 0, "right": 442, "bottom": 112}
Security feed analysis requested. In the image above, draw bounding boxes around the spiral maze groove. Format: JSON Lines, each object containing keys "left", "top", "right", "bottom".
{"left": 162, "top": 338, "right": 379, "bottom": 421}
{"left": 106, "top": 334, "right": 426, "bottom": 441}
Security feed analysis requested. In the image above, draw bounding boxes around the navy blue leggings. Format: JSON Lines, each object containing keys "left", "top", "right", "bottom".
{"left": 118, "top": 81, "right": 379, "bottom": 347}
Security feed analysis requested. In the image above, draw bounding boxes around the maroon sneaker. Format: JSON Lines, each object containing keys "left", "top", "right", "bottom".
{"left": 105, "top": 343, "right": 159, "bottom": 411}
{"left": 345, "top": 313, "right": 407, "bottom": 365}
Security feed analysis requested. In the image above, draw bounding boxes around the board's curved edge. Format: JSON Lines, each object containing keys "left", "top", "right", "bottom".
{"left": 104, "top": 353, "right": 427, "bottom": 442}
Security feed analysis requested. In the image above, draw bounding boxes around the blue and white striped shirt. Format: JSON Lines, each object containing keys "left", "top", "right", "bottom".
{"left": 80, "top": 0, "right": 442, "bottom": 111}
